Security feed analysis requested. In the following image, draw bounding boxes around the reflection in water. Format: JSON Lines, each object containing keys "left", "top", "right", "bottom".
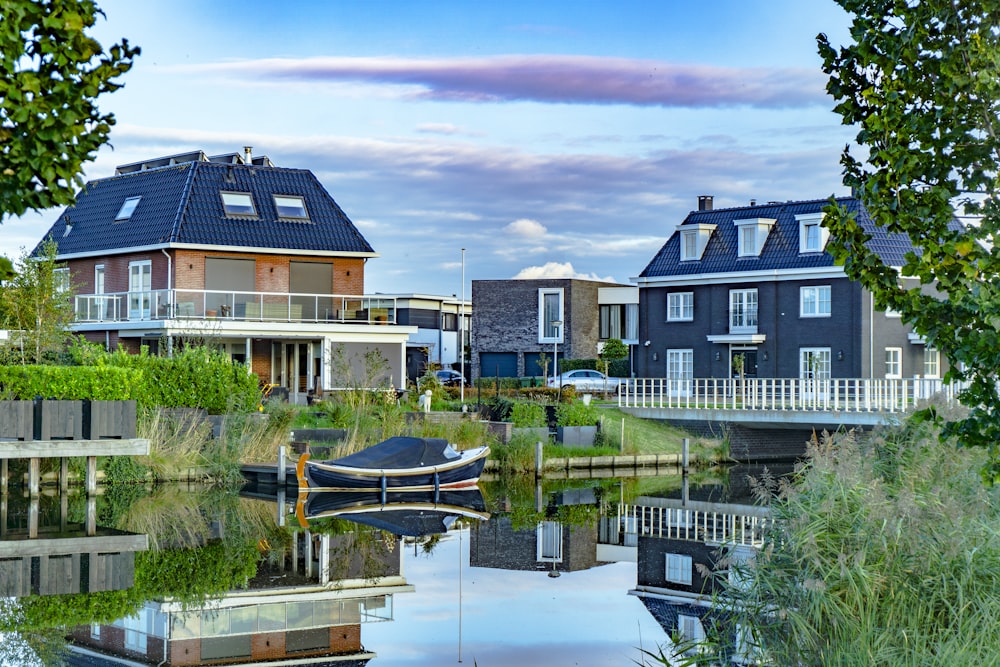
{"left": 0, "top": 468, "right": 782, "bottom": 665}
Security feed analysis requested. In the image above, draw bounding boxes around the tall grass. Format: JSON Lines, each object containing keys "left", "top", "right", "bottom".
{"left": 695, "top": 416, "right": 1000, "bottom": 667}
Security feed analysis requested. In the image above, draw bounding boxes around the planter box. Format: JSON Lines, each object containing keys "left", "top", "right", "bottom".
{"left": 512, "top": 426, "right": 550, "bottom": 442}
{"left": 557, "top": 425, "right": 598, "bottom": 446}
{"left": 0, "top": 401, "right": 34, "bottom": 441}
{"left": 36, "top": 400, "right": 84, "bottom": 440}
{"left": 86, "top": 400, "right": 137, "bottom": 439}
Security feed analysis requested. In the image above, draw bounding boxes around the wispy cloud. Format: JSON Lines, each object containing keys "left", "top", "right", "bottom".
{"left": 177, "top": 55, "right": 826, "bottom": 109}
{"left": 504, "top": 218, "right": 547, "bottom": 238}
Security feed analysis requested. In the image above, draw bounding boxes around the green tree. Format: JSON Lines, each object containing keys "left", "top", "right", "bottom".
{"left": 817, "top": 0, "right": 1000, "bottom": 480}
{"left": 599, "top": 337, "right": 628, "bottom": 392}
{"left": 0, "top": 239, "right": 75, "bottom": 363}
{"left": 0, "top": 0, "right": 139, "bottom": 217}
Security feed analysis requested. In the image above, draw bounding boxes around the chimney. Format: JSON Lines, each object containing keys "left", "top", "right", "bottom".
{"left": 750, "top": 199, "right": 756, "bottom": 206}
{"left": 698, "top": 195, "right": 713, "bottom": 211}
{"left": 243, "top": 146, "right": 253, "bottom": 164}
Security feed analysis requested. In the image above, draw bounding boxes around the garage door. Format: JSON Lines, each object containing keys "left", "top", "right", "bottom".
{"left": 479, "top": 352, "right": 517, "bottom": 378}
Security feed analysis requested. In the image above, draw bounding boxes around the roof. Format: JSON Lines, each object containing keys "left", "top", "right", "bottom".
{"left": 40, "top": 156, "right": 375, "bottom": 258}
{"left": 637, "top": 197, "right": 915, "bottom": 279}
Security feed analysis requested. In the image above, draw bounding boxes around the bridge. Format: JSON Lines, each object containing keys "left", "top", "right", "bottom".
{"left": 616, "top": 377, "right": 966, "bottom": 459}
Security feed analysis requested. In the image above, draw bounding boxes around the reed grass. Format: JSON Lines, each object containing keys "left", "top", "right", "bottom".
{"left": 693, "top": 417, "right": 1000, "bottom": 667}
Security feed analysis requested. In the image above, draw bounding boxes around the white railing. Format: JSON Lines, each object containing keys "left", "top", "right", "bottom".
{"left": 619, "top": 377, "right": 967, "bottom": 414}
{"left": 74, "top": 289, "right": 398, "bottom": 325}
{"left": 619, "top": 504, "right": 769, "bottom": 547}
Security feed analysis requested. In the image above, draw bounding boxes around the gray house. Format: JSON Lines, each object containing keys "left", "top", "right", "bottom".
{"left": 633, "top": 196, "right": 947, "bottom": 382}
{"left": 471, "top": 278, "right": 637, "bottom": 381}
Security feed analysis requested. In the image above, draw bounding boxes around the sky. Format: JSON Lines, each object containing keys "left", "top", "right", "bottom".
{"left": 0, "top": 0, "right": 856, "bottom": 297}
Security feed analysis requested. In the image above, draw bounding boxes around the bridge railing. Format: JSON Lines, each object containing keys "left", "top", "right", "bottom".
{"left": 619, "top": 377, "right": 966, "bottom": 413}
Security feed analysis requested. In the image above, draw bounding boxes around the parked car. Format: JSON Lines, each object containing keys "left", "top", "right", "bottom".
{"left": 547, "top": 369, "right": 623, "bottom": 393}
{"left": 435, "top": 369, "right": 468, "bottom": 387}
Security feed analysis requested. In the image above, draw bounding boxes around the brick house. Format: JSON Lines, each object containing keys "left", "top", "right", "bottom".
{"left": 38, "top": 149, "right": 416, "bottom": 403}
{"left": 470, "top": 278, "right": 638, "bottom": 381}
{"left": 633, "top": 195, "right": 950, "bottom": 383}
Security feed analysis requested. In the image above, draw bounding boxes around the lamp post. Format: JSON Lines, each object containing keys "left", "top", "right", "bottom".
{"left": 552, "top": 320, "right": 562, "bottom": 388}
{"left": 460, "top": 248, "right": 465, "bottom": 405}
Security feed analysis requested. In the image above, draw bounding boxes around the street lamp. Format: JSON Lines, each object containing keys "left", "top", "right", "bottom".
{"left": 552, "top": 320, "right": 562, "bottom": 387}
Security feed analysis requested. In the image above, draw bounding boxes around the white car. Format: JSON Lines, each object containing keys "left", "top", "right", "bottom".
{"left": 547, "top": 369, "right": 622, "bottom": 393}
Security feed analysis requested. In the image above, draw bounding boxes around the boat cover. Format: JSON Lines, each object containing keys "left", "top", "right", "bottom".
{"left": 329, "top": 436, "right": 461, "bottom": 470}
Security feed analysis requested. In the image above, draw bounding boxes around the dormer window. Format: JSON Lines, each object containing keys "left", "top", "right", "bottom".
{"left": 221, "top": 191, "right": 257, "bottom": 217}
{"left": 796, "top": 213, "right": 829, "bottom": 253}
{"left": 678, "top": 223, "right": 716, "bottom": 261}
{"left": 274, "top": 195, "right": 309, "bottom": 220}
{"left": 734, "top": 218, "right": 775, "bottom": 257}
{"left": 115, "top": 196, "right": 141, "bottom": 221}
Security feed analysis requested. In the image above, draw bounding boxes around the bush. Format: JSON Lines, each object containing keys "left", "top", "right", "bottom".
{"left": 0, "top": 365, "right": 141, "bottom": 400}
{"left": 509, "top": 401, "right": 547, "bottom": 427}
{"left": 556, "top": 400, "right": 598, "bottom": 426}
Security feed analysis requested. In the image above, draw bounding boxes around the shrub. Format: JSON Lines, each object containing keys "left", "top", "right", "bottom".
{"left": 556, "top": 400, "right": 598, "bottom": 426}
{"left": 509, "top": 401, "right": 547, "bottom": 427}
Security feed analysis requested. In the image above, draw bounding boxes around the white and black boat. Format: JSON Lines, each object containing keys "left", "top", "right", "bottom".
{"left": 296, "top": 436, "right": 490, "bottom": 493}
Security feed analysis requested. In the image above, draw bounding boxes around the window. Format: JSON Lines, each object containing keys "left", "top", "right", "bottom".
{"left": 735, "top": 218, "right": 775, "bottom": 257}
{"left": 221, "top": 191, "right": 257, "bottom": 216}
{"left": 667, "top": 292, "right": 694, "bottom": 321}
{"left": 800, "top": 348, "right": 831, "bottom": 379}
{"left": 90, "top": 624, "right": 101, "bottom": 640}
{"left": 123, "top": 612, "right": 148, "bottom": 652}
{"left": 128, "top": 260, "right": 152, "bottom": 319}
{"left": 797, "top": 212, "right": 829, "bottom": 253}
{"left": 665, "top": 553, "right": 693, "bottom": 585}
{"left": 53, "top": 267, "right": 69, "bottom": 293}
{"left": 800, "top": 285, "right": 831, "bottom": 317}
{"left": 538, "top": 289, "right": 564, "bottom": 342}
{"left": 678, "top": 223, "right": 716, "bottom": 261}
{"left": 729, "top": 289, "right": 758, "bottom": 331}
{"left": 274, "top": 194, "right": 309, "bottom": 220}
{"left": 115, "top": 196, "right": 141, "bottom": 221}
{"left": 924, "top": 348, "right": 940, "bottom": 378}
{"left": 537, "top": 521, "right": 563, "bottom": 562}
{"left": 677, "top": 615, "right": 706, "bottom": 643}
{"left": 441, "top": 312, "right": 458, "bottom": 331}
{"left": 666, "top": 349, "right": 693, "bottom": 380}
{"left": 885, "top": 347, "right": 902, "bottom": 378}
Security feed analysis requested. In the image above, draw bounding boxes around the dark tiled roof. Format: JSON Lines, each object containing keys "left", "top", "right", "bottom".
{"left": 41, "top": 160, "right": 375, "bottom": 256}
{"left": 638, "top": 197, "right": 915, "bottom": 278}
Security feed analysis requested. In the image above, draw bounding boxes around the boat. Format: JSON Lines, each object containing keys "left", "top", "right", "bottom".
{"left": 296, "top": 436, "right": 490, "bottom": 492}
{"left": 295, "top": 487, "right": 490, "bottom": 536}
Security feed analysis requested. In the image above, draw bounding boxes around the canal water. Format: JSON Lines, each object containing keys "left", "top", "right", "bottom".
{"left": 0, "top": 465, "right": 778, "bottom": 666}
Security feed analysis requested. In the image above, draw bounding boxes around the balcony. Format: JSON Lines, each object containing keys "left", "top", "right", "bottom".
{"left": 74, "top": 289, "right": 398, "bottom": 325}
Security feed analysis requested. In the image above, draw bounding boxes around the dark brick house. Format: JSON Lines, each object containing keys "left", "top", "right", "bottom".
{"left": 633, "top": 196, "right": 949, "bottom": 382}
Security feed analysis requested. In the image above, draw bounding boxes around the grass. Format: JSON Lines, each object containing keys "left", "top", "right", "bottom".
{"left": 595, "top": 405, "right": 726, "bottom": 461}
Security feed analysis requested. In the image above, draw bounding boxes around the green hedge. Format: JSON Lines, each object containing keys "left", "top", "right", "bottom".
{"left": 0, "top": 365, "right": 142, "bottom": 400}
{"left": 559, "top": 357, "right": 629, "bottom": 377}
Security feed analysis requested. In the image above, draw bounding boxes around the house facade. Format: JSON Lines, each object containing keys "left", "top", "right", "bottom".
{"left": 470, "top": 278, "right": 637, "bottom": 381}
{"left": 384, "top": 293, "right": 471, "bottom": 381}
{"left": 633, "top": 196, "right": 947, "bottom": 382}
{"left": 40, "top": 149, "right": 416, "bottom": 403}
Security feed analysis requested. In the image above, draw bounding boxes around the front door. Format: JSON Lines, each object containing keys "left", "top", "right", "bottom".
{"left": 128, "top": 261, "right": 151, "bottom": 320}
{"left": 730, "top": 350, "right": 758, "bottom": 379}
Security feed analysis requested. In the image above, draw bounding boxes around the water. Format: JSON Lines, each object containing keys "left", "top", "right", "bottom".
{"left": 0, "top": 469, "right": 771, "bottom": 666}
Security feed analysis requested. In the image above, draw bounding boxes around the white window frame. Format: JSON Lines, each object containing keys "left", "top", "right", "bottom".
{"left": 797, "top": 212, "right": 829, "bottom": 253}
{"left": 123, "top": 611, "right": 148, "bottom": 652}
{"left": 53, "top": 267, "right": 69, "bottom": 294}
{"left": 734, "top": 218, "right": 775, "bottom": 257}
{"left": 800, "top": 285, "right": 831, "bottom": 318}
{"left": 128, "top": 260, "right": 152, "bottom": 320}
{"left": 923, "top": 348, "right": 940, "bottom": 379}
{"left": 677, "top": 614, "right": 706, "bottom": 643}
{"left": 667, "top": 292, "right": 694, "bottom": 322}
{"left": 273, "top": 194, "right": 309, "bottom": 220}
{"left": 799, "top": 348, "right": 831, "bottom": 379}
{"left": 538, "top": 288, "right": 564, "bottom": 343}
{"left": 680, "top": 229, "right": 698, "bottom": 261}
{"left": 115, "top": 196, "right": 142, "bottom": 221}
{"left": 665, "top": 553, "right": 693, "bottom": 585}
{"left": 221, "top": 191, "right": 257, "bottom": 217}
{"left": 536, "top": 521, "right": 563, "bottom": 562}
{"left": 729, "top": 288, "right": 758, "bottom": 331}
{"left": 885, "top": 347, "right": 902, "bottom": 379}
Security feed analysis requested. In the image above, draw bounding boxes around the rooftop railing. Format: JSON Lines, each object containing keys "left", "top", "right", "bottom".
{"left": 74, "top": 289, "right": 398, "bottom": 325}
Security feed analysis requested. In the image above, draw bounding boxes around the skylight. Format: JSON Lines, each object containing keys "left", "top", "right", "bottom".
{"left": 221, "top": 191, "right": 257, "bottom": 216}
{"left": 115, "top": 196, "right": 141, "bottom": 221}
{"left": 273, "top": 195, "right": 308, "bottom": 220}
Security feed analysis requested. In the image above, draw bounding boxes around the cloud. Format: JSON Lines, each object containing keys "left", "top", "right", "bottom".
{"left": 176, "top": 55, "right": 826, "bottom": 109}
{"left": 512, "top": 261, "right": 619, "bottom": 283}
{"left": 504, "top": 218, "right": 547, "bottom": 238}
{"left": 415, "top": 123, "right": 484, "bottom": 137}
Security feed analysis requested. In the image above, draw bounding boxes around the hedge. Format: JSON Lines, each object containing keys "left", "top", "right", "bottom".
{"left": 0, "top": 365, "right": 142, "bottom": 400}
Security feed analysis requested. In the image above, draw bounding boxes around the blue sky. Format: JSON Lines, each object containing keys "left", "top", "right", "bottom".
{"left": 1, "top": 0, "right": 855, "bottom": 297}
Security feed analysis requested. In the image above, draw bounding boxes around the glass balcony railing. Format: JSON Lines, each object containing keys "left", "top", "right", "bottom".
{"left": 73, "top": 289, "right": 398, "bottom": 326}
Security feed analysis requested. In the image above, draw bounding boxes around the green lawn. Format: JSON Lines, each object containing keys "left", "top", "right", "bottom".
{"left": 595, "top": 405, "right": 726, "bottom": 461}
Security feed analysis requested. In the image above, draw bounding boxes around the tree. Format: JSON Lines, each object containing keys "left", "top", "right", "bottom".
{"left": 599, "top": 338, "right": 629, "bottom": 393}
{"left": 0, "top": 0, "right": 139, "bottom": 218}
{"left": 0, "top": 239, "right": 75, "bottom": 363}
{"left": 817, "top": 0, "right": 1000, "bottom": 481}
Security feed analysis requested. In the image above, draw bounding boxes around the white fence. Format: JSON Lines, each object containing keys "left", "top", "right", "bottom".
{"left": 619, "top": 377, "right": 966, "bottom": 414}
{"left": 618, "top": 504, "right": 769, "bottom": 547}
